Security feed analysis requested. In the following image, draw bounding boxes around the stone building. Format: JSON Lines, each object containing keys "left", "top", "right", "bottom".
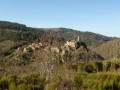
{"left": 64, "top": 36, "right": 80, "bottom": 48}
{"left": 64, "top": 36, "right": 88, "bottom": 51}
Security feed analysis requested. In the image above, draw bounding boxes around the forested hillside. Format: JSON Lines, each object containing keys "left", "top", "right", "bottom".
{"left": 0, "top": 21, "right": 117, "bottom": 46}
{"left": 0, "top": 21, "right": 44, "bottom": 42}
{"left": 42, "top": 28, "right": 117, "bottom": 46}
{"left": 0, "top": 21, "right": 120, "bottom": 90}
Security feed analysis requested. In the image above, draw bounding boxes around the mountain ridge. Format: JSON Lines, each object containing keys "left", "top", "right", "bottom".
{"left": 41, "top": 27, "right": 118, "bottom": 46}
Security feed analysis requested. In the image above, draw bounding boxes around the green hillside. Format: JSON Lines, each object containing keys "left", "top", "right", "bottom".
{"left": 0, "top": 21, "right": 120, "bottom": 90}
{"left": 0, "top": 21, "right": 44, "bottom": 42}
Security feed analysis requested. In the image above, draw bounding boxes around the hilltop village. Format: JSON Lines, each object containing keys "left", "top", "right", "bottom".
{"left": 19, "top": 36, "right": 88, "bottom": 54}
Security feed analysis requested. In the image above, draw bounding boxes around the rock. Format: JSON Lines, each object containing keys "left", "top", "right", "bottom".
{"left": 23, "top": 48, "right": 27, "bottom": 52}
{"left": 23, "top": 47, "right": 33, "bottom": 52}
{"left": 17, "top": 47, "right": 20, "bottom": 51}
{"left": 51, "top": 47, "right": 60, "bottom": 53}
{"left": 39, "top": 43, "right": 42, "bottom": 46}
{"left": 44, "top": 46, "right": 51, "bottom": 52}
{"left": 22, "top": 42, "right": 43, "bottom": 52}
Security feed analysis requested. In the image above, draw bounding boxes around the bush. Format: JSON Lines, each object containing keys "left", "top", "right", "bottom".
{"left": 0, "top": 74, "right": 46, "bottom": 90}
{"left": 9, "top": 82, "right": 16, "bottom": 90}
{"left": 45, "top": 82, "right": 57, "bottom": 90}
{"left": 110, "top": 61, "right": 119, "bottom": 71}
{"left": 45, "top": 76, "right": 61, "bottom": 90}
{"left": 0, "top": 77, "right": 9, "bottom": 89}
{"left": 17, "top": 84, "right": 27, "bottom": 90}
{"left": 84, "top": 63, "right": 94, "bottom": 73}
{"left": 22, "top": 73, "right": 45, "bottom": 90}
{"left": 103, "top": 61, "right": 111, "bottom": 71}
{"left": 92, "top": 61, "right": 103, "bottom": 72}
{"left": 19, "top": 52, "right": 33, "bottom": 65}
{"left": 74, "top": 72, "right": 83, "bottom": 88}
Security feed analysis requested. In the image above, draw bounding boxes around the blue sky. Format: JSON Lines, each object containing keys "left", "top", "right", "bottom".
{"left": 0, "top": 0, "right": 120, "bottom": 37}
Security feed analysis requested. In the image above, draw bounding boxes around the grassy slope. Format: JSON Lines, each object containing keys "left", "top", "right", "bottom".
{"left": 92, "top": 39, "right": 120, "bottom": 59}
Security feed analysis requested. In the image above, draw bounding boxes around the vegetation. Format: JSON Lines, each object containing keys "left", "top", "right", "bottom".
{"left": 0, "top": 21, "right": 44, "bottom": 42}
{"left": 0, "top": 21, "right": 120, "bottom": 90}
{"left": 0, "top": 21, "right": 116, "bottom": 46}
{"left": 74, "top": 72, "right": 120, "bottom": 90}
{"left": 0, "top": 73, "right": 45, "bottom": 90}
{"left": 93, "top": 40, "right": 120, "bottom": 59}
{"left": 46, "top": 59, "right": 120, "bottom": 90}
{"left": 0, "top": 21, "right": 27, "bottom": 31}
{"left": 0, "top": 58, "right": 120, "bottom": 90}
{"left": 43, "top": 28, "right": 115, "bottom": 46}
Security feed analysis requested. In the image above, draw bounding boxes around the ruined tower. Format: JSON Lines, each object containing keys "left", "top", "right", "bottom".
{"left": 77, "top": 36, "right": 80, "bottom": 42}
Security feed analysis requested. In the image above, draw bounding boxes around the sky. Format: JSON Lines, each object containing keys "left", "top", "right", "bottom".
{"left": 0, "top": 0, "right": 120, "bottom": 37}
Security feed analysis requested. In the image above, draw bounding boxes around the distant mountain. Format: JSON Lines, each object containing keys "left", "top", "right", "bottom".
{"left": 41, "top": 28, "right": 117, "bottom": 46}
{"left": 0, "top": 21, "right": 44, "bottom": 42}
{"left": 0, "top": 21, "right": 27, "bottom": 31}
{"left": 92, "top": 39, "right": 120, "bottom": 59}
{"left": 0, "top": 21, "right": 118, "bottom": 46}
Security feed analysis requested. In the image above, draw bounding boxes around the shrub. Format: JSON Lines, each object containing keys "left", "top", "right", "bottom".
{"left": 84, "top": 63, "right": 94, "bottom": 73}
{"left": 74, "top": 72, "right": 83, "bottom": 88}
{"left": 68, "top": 62, "right": 78, "bottom": 71}
{"left": 17, "top": 84, "right": 27, "bottom": 90}
{"left": 9, "top": 82, "right": 16, "bottom": 90}
{"left": 110, "top": 61, "right": 119, "bottom": 71}
{"left": 92, "top": 61, "right": 103, "bottom": 72}
{"left": 0, "top": 77, "right": 9, "bottom": 90}
{"left": 45, "top": 76, "right": 61, "bottom": 90}
{"left": 45, "top": 82, "right": 57, "bottom": 90}
{"left": 103, "top": 61, "right": 111, "bottom": 71}
{"left": 22, "top": 73, "right": 45, "bottom": 90}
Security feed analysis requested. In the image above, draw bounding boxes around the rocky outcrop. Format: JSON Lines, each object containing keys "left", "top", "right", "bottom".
{"left": 22, "top": 43, "right": 43, "bottom": 52}
{"left": 51, "top": 47, "right": 60, "bottom": 53}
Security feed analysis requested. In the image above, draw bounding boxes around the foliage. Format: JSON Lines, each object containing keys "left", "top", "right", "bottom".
{"left": 0, "top": 21, "right": 27, "bottom": 31}
{"left": 0, "top": 21, "right": 115, "bottom": 46}
{"left": 0, "top": 74, "right": 45, "bottom": 90}
{"left": 74, "top": 72, "right": 83, "bottom": 88}
{"left": 0, "top": 21, "right": 44, "bottom": 42}
{"left": 92, "top": 61, "right": 103, "bottom": 72}
{"left": 73, "top": 72, "right": 120, "bottom": 90}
